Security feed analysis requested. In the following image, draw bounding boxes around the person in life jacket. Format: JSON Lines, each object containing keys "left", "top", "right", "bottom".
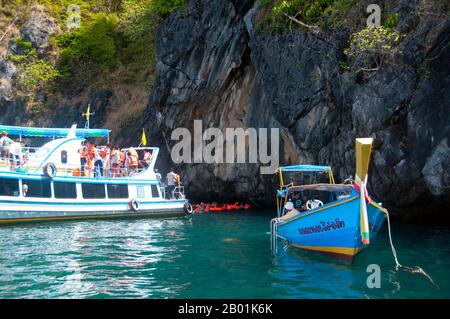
{"left": 110, "top": 145, "right": 121, "bottom": 178}
{"left": 86, "top": 143, "right": 96, "bottom": 177}
{"left": 119, "top": 149, "right": 126, "bottom": 177}
{"left": 78, "top": 141, "right": 89, "bottom": 177}
{"left": 125, "top": 149, "right": 138, "bottom": 175}
{"left": 139, "top": 149, "right": 152, "bottom": 170}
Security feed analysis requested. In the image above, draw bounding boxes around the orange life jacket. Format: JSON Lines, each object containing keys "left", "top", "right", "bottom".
{"left": 79, "top": 146, "right": 88, "bottom": 158}
{"left": 88, "top": 145, "right": 96, "bottom": 160}
{"left": 130, "top": 154, "right": 138, "bottom": 166}
{"left": 101, "top": 147, "right": 109, "bottom": 159}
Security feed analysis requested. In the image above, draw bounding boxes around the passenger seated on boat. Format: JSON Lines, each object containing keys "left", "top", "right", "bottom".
{"left": 292, "top": 192, "right": 303, "bottom": 210}
{"left": 298, "top": 194, "right": 309, "bottom": 212}
{"left": 22, "top": 184, "right": 28, "bottom": 197}
{"left": 279, "top": 201, "right": 300, "bottom": 221}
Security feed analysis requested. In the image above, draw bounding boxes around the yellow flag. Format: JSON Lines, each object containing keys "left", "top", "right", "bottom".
{"left": 141, "top": 129, "right": 147, "bottom": 146}
{"left": 85, "top": 105, "right": 90, "bottom": 122}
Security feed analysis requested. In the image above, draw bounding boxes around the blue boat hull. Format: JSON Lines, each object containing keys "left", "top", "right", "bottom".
{"left": 276, "top": 196, "right": 386, "bottom": 262}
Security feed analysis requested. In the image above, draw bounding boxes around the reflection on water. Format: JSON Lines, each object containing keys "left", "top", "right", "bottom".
{"left": 0, "top": 212, "right": 449, "bottom": 299}
{"left": 270, "top": 248, "right": 365, "bottom": 298}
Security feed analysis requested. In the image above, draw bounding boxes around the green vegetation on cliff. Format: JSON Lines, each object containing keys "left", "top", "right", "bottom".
{"left": 51, "top": 0, "right": 185, "bottom": 88}
{"left": 8, "top": 36, "right": 60, "bottom": 98}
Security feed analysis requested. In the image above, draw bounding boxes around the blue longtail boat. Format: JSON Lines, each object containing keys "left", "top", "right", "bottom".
{"left": 271, "top": 138, "right": 387, "bottom": 263}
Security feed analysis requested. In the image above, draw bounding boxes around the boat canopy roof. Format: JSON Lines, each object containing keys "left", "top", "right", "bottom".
{"left": 0, "top": 125, "right": 110, "bottom": 139}
{"left": 288, "top": 183, "right": 353, "bottom": 193}
{"left": 279, "top": 164, "right": 332, "bottom": 173}
{"left": 277, "top": 183, "right": 352, "bottom": 197}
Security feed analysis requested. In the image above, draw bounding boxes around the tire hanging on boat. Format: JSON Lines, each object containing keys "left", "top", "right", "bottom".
{"left": 184, "top": 202, "right": 194, "bottom": 214}
{"left": 129, "top": 198, "right": 140, "bottom": 212}
{"left": 43, "top": 163, "right": 57, "bottom": 178}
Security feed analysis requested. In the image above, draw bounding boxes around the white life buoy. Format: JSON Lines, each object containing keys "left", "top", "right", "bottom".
{"left": 306, "top": 199, "right": 324, "bottom": 210}
{"left": 184, "top": 202, "right": 194, "bottom": 214}
{"left": 129, "top": 198, "right": 140, "bottom": 212}
{"left": 43, "top": 163, "right": 57, "bottom": 178}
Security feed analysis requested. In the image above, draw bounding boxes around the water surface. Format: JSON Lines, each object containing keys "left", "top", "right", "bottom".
{"left": 0, "top": 210, "right": 449, "bottom": 298}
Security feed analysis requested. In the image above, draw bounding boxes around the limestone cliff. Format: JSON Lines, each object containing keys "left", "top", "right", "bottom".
{"left": 143, "top": 0, "right": 450, "bottom": 220}
{"left": 0, "top": 1, "right": 449, "bottom": 221}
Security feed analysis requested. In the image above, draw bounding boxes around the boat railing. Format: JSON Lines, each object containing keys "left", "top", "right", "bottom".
{"left": 3, "top": 160, "right": 156, "bottom": 179}
{"left": 160, "top": 186, "right": 166, "bottom": 199}
{"left": 173, "top": 185, "right": 185, "bottom": 199}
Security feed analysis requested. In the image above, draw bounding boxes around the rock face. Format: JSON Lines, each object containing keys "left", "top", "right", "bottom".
{"left": 0, "top": 0, "right": 448, "bottom": 220}
{"left": 0, "top": 7, "right": 115, "bottom": 131}
{"left": 144, "top": 0, "right": 450, "bottom": 220}
{"left": 0, "top": 6, "right": 60, "bottom": 126}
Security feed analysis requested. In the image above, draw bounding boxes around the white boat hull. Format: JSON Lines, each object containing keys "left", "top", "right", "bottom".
{"left": 0, "top": 199, "right": 187, "bottom": 224}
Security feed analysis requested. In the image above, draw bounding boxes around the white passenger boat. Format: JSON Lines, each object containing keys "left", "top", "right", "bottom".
{"left": 0, "top": 124, "right": 192, "bottom": 224}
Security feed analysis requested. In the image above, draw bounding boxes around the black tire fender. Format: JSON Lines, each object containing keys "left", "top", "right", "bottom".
{"left": 129, "top": 198, "right": 140, "bottom": 212}
{"left": 184, "top": 202, "right": 194, "bottom": 214}
{"left": 43, "top": 163, "right": 57, "bottom": 178}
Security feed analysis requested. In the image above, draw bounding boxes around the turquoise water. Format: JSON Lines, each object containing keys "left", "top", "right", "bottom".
{"left": 0, "top": 210, "right": 449, "bottom": 299}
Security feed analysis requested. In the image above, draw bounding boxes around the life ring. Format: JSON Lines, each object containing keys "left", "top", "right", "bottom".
{"left": 184, "top": 202, "right": 194, "bottom": 214}
{"left": 129, "top": 198, "right": 140, "bottom": 212}
{"left": 306, "top": 199, "right": 324, "bottom": 210}
{"left": 43, "top": 163, "right": 57, "bottom": 178}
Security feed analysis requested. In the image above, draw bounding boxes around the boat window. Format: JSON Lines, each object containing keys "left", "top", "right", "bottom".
{"left": 107, "top": 184, "right": 129, "bottom": 199}
{"left": 54, "top": 182, "right": 77, "bottom": 199}
{"left": 0, "top": 178, "right": 19, "bottom": 197}
{"left": 136, "top": 186, "right": 145, "bottom": 198}
{"left": 22, "top": 179, "right": 52, "bottom": 198}
{"left": 151, "top": 185, "right": 159, "bottom": 198}
{"left": 82, "top": 183, "right": 106, "bottom": 199}
{"left": 61, "top": 151, "right": 68, "bottom": 164}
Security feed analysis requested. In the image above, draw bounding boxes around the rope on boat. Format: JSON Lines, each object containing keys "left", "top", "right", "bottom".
{"left": 270, "top": 219, "right": 291, "bottom": 255}
{"left": 382, "top": 207, "right": 440, "bottom": 289}
{"left": 270, "top": 218, "right": 278, "bottom": 254}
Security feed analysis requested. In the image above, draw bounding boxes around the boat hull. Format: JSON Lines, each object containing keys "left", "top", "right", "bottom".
{"left": 0, "top": 199, "right": 187, "bottom": 224}
{"left": 275, "top": 196, "right": 386, "bottom": 262}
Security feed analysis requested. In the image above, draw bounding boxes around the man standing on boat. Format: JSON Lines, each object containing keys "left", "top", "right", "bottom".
{"left": 111, "top": 145, "right": 121, "bottom": 177}
{"left": 0, "top": 131, "right": 13, "bottom": 163}
{"left": 166, "top": 168, "right": 177, "bottom": 199}
{"left": 101, "top": 145, "right": 111, "bottom": 177}
{"left": 9, "top": 141, "right": 22, "bottom": 170}
{"left": 78, "top": 141, "right": 89, "bottom": 177}
{"left": 92, "top": 144, "right": 104, "bottom": 177}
